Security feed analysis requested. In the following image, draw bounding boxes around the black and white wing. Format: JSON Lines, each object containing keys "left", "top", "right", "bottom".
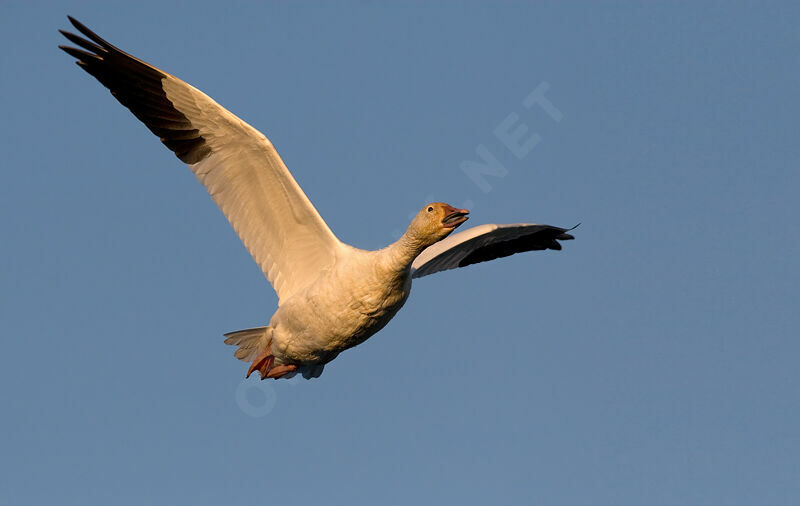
{"left": 411, "top": 223, "right": 576, "bottom": 279}
{"left": 59, "top": 17, "right": 344, "bottom": 302}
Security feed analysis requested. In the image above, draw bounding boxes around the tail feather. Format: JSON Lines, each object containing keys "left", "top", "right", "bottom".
{"left": 223, "top": 326, "right": 271, "bottom": 362}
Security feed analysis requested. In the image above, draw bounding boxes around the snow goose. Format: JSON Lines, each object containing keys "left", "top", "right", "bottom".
{"left": 59, "top": 17, "right": 576, "bottom": 380}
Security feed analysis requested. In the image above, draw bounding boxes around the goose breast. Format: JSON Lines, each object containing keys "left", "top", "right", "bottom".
{"left": 269, "top": 248, "right": 412, "bottom": 364}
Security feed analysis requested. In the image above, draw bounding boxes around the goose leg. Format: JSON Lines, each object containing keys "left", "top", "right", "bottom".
{"left": 245, "top": 343, "right": 299, "bottom": 380}
{"left": 246, "top": 344, "right": 275, "bottom": 379}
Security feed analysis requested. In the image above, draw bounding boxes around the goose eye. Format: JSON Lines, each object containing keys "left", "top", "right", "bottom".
{"left": 427, "top": 206, "right": 433, "bottom": 213}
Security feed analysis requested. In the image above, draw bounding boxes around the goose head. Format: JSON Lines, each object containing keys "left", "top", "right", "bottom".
{"left": 406, "top": 202, "right": 470, "bottom": 247}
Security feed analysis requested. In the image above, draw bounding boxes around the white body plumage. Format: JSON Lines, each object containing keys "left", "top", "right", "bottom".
{"left": 271, "top": 244, "right": 413, "bottom": 367}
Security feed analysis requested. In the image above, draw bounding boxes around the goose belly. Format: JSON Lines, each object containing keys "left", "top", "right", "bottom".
{"left": 271, "top": 274, "right": 411, "bottom": 364}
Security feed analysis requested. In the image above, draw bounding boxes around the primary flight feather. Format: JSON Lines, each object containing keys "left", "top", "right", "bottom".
{"left": 59, "top": 16, "right": 576, "bottom": 380}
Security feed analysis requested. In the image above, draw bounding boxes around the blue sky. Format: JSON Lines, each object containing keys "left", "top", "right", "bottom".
{"left": 2, "top": 1, "right": 799, "bottom": 504}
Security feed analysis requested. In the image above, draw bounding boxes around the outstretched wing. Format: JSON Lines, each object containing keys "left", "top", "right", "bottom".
{"left": 59, "top": 17, "right": 343, "bottom": 302}
{"left": 411, "top": 223, "right": 576, "bottom": 278}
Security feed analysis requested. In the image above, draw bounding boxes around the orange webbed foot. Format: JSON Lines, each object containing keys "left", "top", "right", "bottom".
{"left": 246, "top": 345, "right": 275, "bottom": 380}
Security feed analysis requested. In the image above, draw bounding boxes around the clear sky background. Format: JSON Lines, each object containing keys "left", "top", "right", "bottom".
{"left": 2, "top": 1, "right": 799, "bottom": 505}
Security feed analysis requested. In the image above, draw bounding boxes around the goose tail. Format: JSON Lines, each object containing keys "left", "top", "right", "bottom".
{"left": 223, "top": 326, "right": 326, "bottom": 380}
{"left": 223, "top": 326, "right": 271, "bottom": 362}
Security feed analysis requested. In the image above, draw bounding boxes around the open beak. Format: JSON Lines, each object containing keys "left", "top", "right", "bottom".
{"left": 442, "top": 207, "right": 470, "bottom": 228}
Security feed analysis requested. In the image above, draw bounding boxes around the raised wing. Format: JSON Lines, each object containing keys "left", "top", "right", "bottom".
{"left": 59, "top": 17, "right": 343, "bottom": 301}
{"left": 411, "top": 223, "right": 576, "bottom": 279}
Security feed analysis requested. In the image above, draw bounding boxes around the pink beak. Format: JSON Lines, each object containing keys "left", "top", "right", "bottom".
{"left": 441, "top": 205, "right": 470, "bottom": 228}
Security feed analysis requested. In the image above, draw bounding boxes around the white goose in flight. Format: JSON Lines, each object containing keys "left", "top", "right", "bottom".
{"left": 59, "top": 17, "right": 576, "bottom": 380}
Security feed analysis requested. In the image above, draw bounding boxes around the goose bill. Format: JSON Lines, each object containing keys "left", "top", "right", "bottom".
{"left": 442, "top": 210, "right": 469, "bottom": 228}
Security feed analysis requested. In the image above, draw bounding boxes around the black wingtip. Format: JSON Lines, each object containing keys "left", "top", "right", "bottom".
{"left": 58, "top": 45, "right": 98, "bottom": 61}
{"left": 63, "top": 15, "right": 114, "bottom": 51}
{"left": 67, "top": 16, "right": 93, "bottom": 37}
{"left": 553, "top": 223, "right": 579, "bottom": 241}
{"left": 66, "top": 15, "right": 83, "bottom": 35}
{"left": 60, "top": 28, "right": 107, "bottom": 55}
